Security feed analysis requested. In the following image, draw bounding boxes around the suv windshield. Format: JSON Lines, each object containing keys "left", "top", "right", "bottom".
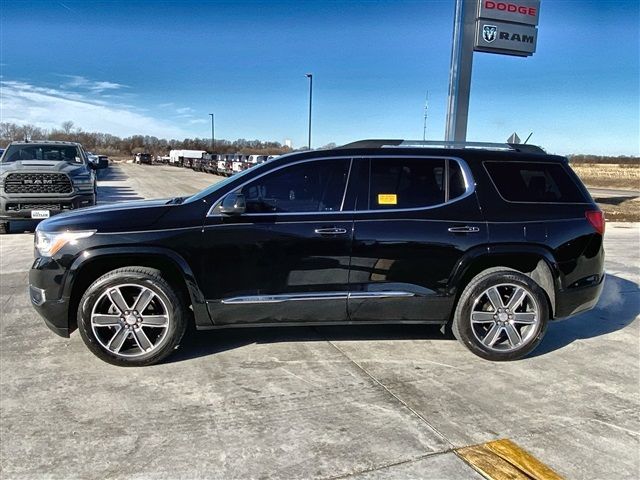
{"left": 1, "top": 144, "right": 84, "bottom": 164}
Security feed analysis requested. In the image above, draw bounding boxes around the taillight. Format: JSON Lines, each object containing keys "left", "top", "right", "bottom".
{"left": 586, "top": 210, "right": 605, "bottom": 235}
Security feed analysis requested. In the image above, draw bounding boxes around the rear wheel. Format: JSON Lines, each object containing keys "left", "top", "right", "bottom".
{"left": 0, "top": 222, "right": 9, "bottom": 234}
{"left": 77, "top": 267, "right": 188, "bottom": 366}
{"left": 452, "top": 270, "right": 549, "bottom": 361}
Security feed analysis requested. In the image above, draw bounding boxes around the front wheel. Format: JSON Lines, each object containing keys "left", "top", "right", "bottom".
{"left": 452, "top": 270, "right": 549, "bottom": 361}
{"left": 77, "top": 267, "right": 188, "bottom": 366}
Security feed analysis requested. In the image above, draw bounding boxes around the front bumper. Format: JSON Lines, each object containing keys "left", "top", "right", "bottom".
{"left": 554, "top": 273, "right": 606, "bottom": 319}
{"left": 1, "top": 192, "right": 95, "bottom": 221}
{"left": 28, "top": 257, "right": 73, "bottom": 338}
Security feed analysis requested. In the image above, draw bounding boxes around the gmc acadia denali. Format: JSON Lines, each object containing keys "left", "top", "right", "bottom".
{"left": 1, "top": 141, "right": 104, "bottom": 233}
{"left": 28, "top": 140, "right": 605, "bottom": 366}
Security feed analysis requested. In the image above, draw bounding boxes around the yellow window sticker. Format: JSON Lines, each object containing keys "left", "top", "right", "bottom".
{"left": 377, "top": 194, "right": 397, "bottom": 205}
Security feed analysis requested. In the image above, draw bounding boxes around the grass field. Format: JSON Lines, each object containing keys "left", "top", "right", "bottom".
{"left": 570, "top": 163, "right": 639, "bottom": 190}
{"left": 570, "top": 163, "right": 639, "bottom": 222}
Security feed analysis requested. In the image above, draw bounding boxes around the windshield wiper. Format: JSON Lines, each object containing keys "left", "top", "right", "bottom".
{"left": 167, "top": 196, "right": 186, "bottom": 205}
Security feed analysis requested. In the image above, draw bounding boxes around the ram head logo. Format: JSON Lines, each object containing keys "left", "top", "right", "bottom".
{"left": 483, "top": 25, "right": 498, "bottom": 43}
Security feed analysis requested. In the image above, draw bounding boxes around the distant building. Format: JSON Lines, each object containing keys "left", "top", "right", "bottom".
{"left": 284, "top": 139, "right": 292, "bottom": 149}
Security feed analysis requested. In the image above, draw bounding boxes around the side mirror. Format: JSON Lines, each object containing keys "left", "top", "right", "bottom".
{"left": 220, "top": 192, "right": 246, "bottom": 215}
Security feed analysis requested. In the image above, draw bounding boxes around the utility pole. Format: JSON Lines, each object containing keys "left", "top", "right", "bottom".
{"left": 305, "top": 73, "right": 313, "bottom": 149}
{"left": 423, "top": 91, "right": 429, "bottom": 141}
{"left": 209, "top": 113, "right": 215, "bottom": 151}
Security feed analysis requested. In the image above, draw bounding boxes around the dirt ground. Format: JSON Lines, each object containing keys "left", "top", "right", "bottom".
{"left": 570, "top": 163, "right": 640, "bottom": 221}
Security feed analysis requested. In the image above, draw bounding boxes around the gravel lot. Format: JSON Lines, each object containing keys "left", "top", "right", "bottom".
{"left": 1, "top": 162, "right": 638, "bottom": 479}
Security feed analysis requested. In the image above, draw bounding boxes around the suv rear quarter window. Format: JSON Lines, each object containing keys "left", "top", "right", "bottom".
{"left": 369, "top": 158, "right": 446, "bottom": 209}
{"left": 484, "top": 161, "right": 586, "bottom": 203}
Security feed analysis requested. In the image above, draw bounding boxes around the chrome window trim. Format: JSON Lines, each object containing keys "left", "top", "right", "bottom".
{"left": 339, "top": 158, "right": 354, "bottom": 211}
{"left": 207, "top": 156, "right": 353, "bottom": 217}
{"left": 206, "top": 155, "right": 475, "bottom": 217}
{"left": 220, "top": 291, "right": 416, "bottom": 305}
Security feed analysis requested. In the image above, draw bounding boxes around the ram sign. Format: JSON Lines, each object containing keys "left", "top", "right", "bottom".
{"left": 474, "top": 0, "right": 540, "bottom": 57}
{"left": 475, "top": 19, "right": 537, "bottom": 56}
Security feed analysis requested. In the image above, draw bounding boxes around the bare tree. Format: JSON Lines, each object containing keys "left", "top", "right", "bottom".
{"left": 61, "top": 121, "right": 75, "bottom": 135}
{"left": 0, "top": 122, "right": 295, "bottom": 157}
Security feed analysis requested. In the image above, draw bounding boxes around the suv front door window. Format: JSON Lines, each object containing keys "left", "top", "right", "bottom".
{"left": 241, "top": 158, "right": 349, "bottom": 213}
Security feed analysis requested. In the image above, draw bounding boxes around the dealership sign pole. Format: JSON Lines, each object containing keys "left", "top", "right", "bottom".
{"left": 445, "top": 0, "right": 540, "bottom": 142}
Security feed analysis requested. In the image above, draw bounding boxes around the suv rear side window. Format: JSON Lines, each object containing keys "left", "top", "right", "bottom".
{"left": 484, "top": 161, "right": 585, "bottom": 203}
{"left": 368, "top": 158, "right": 445, "bottom": 209}
{"left": 241, "top": 159, "right": 350, "bottom": 213}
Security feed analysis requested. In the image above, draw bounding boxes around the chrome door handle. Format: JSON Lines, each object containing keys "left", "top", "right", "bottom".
{"left": 448, "top": 226, "right": 480, "bottom": 233}
{"left": 314, "top": 227, "right": 348, "bottom": 235}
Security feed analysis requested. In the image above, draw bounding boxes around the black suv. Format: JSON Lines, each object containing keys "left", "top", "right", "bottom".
{"left": 1, "top": 141, "right": 104, "bottom": 233}
{"left": 28, "top": 140, "right": 605, "bottom": 366}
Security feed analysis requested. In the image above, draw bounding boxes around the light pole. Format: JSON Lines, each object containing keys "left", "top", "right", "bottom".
{"left": 305, "top": 73, "right": 313, "bottom": 150}
{"left": 209, "top": 113, "right": 215, "bottom": 151}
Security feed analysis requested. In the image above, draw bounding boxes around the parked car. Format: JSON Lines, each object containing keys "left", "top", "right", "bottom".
{"left": 96, "top": 155, "right": 109, "bottom": 169}
{"left": 216, "top": 154, "right": 234, "bottom": 176}
{"left": 247, "top": 155, "right": 269, "bottom": 168}
{"left": 231, "top": 154, "right": 248, "bottom": 174}
{"left": 0, "top": 140, "right": 105, "bottom": 233}
{"left": 28, "top": 139, "right": 605, "bottom": 366}
{"left": 202, "top": 154, "right": 218, "bottom": 174}
{"left": 134, "top": 153, "right": 153, "bottom": 165}
{"left": 169, "top": 150, "right": 206, "bottom": 169}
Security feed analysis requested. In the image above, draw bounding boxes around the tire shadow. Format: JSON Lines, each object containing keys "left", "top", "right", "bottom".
{"left": 170, "top": 324, "right": 449, "bottom": 363}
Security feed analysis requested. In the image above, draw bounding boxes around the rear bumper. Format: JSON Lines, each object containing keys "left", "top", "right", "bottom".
{"left": 0, "top": 193, "right": 95, "bottom": 221}
{"left": 554, "top": 274, "right": 606, "bottom": 319}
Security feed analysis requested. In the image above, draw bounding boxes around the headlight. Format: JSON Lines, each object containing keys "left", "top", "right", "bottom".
{"left": 35, "top": 230, "right": 96, "bottom": 257}
{"left": 73, "top": 177, "right": 93, "bottom": 186}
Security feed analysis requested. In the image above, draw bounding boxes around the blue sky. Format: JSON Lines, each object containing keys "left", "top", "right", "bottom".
{"left": 1, "top": 0, "right": 638, "bottom": 155}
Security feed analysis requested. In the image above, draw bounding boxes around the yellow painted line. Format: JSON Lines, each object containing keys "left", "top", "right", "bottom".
{"left": 455, "top": 439, "right": 564, "bottom": 480}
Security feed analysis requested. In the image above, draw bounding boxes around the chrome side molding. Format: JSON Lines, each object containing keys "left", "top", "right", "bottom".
{"left": 221, "top": 291, "right": 416, "bottom": 305}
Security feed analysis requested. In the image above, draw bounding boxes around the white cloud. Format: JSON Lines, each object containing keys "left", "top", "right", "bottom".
{"left": 60, "top": 75, "right": 128, "bottom": 94}
{"left": 176, "top": 107, "right": 194, "bottom": 115}
{"left": 0, "top": 80, "right": 194, "bottom": 139}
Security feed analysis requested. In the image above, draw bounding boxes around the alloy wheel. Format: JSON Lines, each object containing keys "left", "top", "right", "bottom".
{"left": 470, "top": 283, "right": 540, "bottom": 353}
{"left": 90, "top": 283, "right": 170, "bottom": 357}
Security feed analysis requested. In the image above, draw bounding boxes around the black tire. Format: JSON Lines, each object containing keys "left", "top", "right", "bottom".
{"left": 77, "top": 267, "right": 188, "bottom": 366}
{"left": 452, "top": 269, "right": 549, "bottom": 361}
{"left": 0, "top": 222, "right": 8, "bottom": 234}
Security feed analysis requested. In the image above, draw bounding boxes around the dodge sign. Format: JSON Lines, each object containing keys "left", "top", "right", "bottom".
{"left": 477, "top": 0, "right": 540, "bottom": 26}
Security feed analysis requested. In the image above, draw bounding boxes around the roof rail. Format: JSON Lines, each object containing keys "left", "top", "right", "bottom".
{"left": 337, "top": 139, "right": 546, "bottom": 154}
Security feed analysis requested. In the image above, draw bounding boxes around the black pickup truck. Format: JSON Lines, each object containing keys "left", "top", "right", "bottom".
{"left": 0, "top": 140, "right": 105, "bottom": 233}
